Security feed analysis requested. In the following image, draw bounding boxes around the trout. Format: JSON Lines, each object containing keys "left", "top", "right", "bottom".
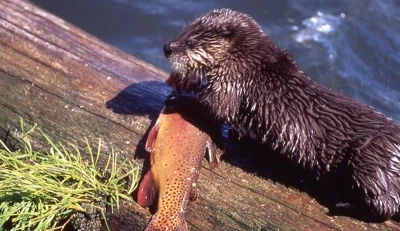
{"left": 137, "top": 106, "right": 224, "bottom": 231}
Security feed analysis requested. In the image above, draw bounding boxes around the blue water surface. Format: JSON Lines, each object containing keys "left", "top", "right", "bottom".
{"left": 32, "top": 0, "right": 400, "bottom": 122}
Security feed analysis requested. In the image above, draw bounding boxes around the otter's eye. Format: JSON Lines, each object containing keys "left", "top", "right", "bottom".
{"left": 185, "top": 39, "right": 195, "bottom": 49}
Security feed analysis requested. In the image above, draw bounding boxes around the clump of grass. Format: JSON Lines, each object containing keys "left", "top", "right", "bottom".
{"left": 0, "top": 119, "right": 139, "bottom": 231}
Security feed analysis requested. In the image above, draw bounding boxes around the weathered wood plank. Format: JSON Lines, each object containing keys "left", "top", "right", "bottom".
{"left": 0, "top": 1, "right": 399, "bottom": 230}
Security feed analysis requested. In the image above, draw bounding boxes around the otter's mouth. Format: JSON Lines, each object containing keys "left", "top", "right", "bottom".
{"left": 165, "top": 69, "right": 207, "bottom": 93}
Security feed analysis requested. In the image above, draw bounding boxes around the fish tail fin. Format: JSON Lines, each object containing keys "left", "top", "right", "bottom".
{"left": 137, "top": 171, "right": 157, "bottom": 207}
{"left": 144, "top": 214, "right": 189, "bottom": 231}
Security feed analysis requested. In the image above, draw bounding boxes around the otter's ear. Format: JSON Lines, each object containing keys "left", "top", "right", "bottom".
{"left": 221, "top": 25, "right": 234, "bottom": 38}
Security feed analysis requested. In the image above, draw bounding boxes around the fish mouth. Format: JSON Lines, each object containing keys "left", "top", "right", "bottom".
{"left": 166, "top": 68, "right": 207, "bottom": 93}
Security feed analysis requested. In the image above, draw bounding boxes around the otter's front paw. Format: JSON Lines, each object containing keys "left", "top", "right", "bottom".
{"left": 165, "top": 93, "right": 196, "bottom": 110}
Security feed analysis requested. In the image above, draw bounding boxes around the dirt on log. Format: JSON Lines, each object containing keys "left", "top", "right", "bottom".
{"left": 0, "top": 1, "right": 399, "bottom": 230}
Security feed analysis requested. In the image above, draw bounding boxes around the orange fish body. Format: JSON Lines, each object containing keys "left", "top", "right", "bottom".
{"left": 138, "top": 107, "right": 223, "bottom": 231}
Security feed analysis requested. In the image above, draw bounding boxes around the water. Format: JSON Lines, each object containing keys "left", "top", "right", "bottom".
{"left": 31, "top": 0, "right": 400, "bottom": 122}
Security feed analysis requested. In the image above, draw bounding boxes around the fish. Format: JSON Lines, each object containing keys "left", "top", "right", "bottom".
{"left": 137, "top": 105, "right": 224, "bottom": 231}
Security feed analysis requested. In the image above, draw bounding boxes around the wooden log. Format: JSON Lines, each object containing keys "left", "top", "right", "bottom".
{"left": 0, "top": 1, "right": 399, "bottom": 230}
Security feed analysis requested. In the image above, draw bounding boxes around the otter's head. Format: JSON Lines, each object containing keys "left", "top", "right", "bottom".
{"left": 163, "top": 8, "right": 267, "bottom": 90}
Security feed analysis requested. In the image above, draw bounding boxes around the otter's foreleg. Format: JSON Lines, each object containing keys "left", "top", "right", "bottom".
{"left": 165, "top": 93, "right": 196, "bottom": 108}
{"left": 165, "top": 93, "right": 209, "bottom": 117}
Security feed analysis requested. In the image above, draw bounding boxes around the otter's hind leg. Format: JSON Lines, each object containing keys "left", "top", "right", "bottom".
{"left": 348, "top": 135, "right": 400, "bottom": 220}
{"left": 351, "top": 165, "right": 400, "bottom": 220}
{"left": 359, "top": 189, "right": 399, "bottom": 220}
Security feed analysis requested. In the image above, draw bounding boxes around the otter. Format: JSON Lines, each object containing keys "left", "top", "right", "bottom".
{"left": 163, "top": 8, "right": 400, "bottom": 220}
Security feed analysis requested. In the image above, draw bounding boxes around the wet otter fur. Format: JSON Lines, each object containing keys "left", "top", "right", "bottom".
{"left": 163, "top": 8, "right": 400, "bottom": 220}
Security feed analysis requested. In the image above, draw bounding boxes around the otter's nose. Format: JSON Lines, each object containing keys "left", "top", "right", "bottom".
{"left": 163, "top": 42, "right": 173, "bottom": 58}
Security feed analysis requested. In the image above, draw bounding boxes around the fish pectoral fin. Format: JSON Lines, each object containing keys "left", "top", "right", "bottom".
{"left": 189, "top": 186, "right": 198, "bottom": 202}
{"left": 145, "top": 122, "right": 161, "bottom": 153}
{"left": 137, "top": 171, "right": 157, "bottom": 207}
{"left": 205, "top": 140, "right": 225, "bottom": 170}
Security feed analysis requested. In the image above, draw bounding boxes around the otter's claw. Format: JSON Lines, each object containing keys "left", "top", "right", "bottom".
{"left": 327, "top": 202, "right": 357, "bottom": 217}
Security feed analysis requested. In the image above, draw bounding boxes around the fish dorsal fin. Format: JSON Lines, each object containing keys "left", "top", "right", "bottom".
{"left": 137, "top": 171, "right": 157, "bottom": 207}
{"left": 189, "top": 187, "right": 198, "bottom": 202}
{"left": 205, "top": 140, "right": 225, "bottom": 170}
